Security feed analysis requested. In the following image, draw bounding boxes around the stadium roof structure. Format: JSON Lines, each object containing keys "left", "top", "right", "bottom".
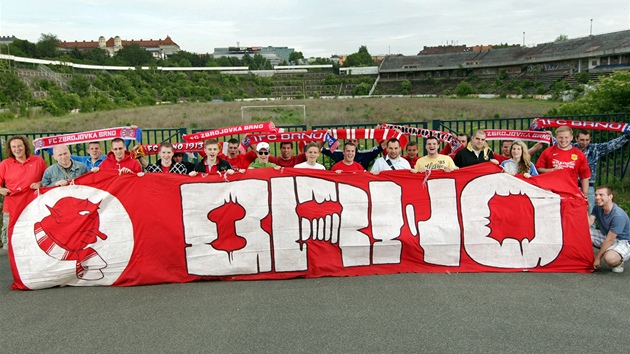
{"left": 380, "top": 30, "right": 630, "bottom": 73}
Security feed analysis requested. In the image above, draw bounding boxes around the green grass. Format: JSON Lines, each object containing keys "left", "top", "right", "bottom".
{"left": 0, "top": 97, "right": 560, "bottom": 133}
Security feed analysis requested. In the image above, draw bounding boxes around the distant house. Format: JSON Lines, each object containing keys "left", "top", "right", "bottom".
{"left": 58, "top": 35, "right": 180, "bottom": 59}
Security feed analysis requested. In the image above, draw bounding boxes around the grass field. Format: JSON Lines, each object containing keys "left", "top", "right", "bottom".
{"left": 0, "top": 96, "right": 560, "bottom": 133}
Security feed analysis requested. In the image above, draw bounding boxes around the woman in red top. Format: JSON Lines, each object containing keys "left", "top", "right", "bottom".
{"left": 0, "top": 136, "right": 47, "bottom": 249}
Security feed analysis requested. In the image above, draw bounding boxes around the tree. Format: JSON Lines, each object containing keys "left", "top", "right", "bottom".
{"left": 115, "top": 44, "right": 154, "bottom": 66}
{"left": 343, "top": 45, "right": 376, "bottom": 67}
{"left": 36, "top": 33, "right": 60, "bottom": 58}
{"left": 547, "top": 71, "right": 630, "bottom": 115}
{"left": 555, "top": 34, "right": 569, "bottom": 42}
{"left": 0, "top": 72, "right": 31, "bottom": 103}
{"left": 68, "top": 75, "right": 92, "bottom": 97}
{"left": 7, "top": 39, "right": 36, "bottom": 57}
{"left": 289, "top": 51, "right": 304, "bottom": 64}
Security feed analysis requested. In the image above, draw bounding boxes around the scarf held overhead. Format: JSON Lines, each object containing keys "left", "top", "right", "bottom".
{"left": 183, "top": 122, "right": 278, "bottom": 142}
{"left": 484, "top": 130, "right": 552, "bottom": 144}
{"left": 377, "top": 123, "right": 460, "bottom": 149}
{"left": 33, "top": 127, "right": 142, "bottom": 152}
{"left": 530, "top": 118, "right": 630, "bottom": 133}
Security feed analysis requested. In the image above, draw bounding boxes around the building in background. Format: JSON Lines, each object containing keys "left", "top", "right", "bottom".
{"left": 0, "top": 35, "right": 18, "bottom": 46}
{"left": 213, "top": 46, "right": 294, "bottom": 65}
{"left": 58, "top": 35, "right": 180, "bottom": 59}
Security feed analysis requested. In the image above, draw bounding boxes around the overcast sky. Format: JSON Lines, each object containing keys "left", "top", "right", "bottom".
{"left": 2, "top": 1, "right": 629, "bottom": 57}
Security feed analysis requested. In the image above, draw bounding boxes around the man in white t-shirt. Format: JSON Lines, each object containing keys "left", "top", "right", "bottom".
{"left": 371, "top": 138, "right": 410, "bottom": 175}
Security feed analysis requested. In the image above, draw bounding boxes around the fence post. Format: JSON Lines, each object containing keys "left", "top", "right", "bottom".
{"left": 432, "top": 119, "right": 441, "bottom": 132}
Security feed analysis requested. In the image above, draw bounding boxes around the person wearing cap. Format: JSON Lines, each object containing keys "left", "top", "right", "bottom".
{"left": 249, "top": 142, "right": 280, "bottom": 169}
{"left": 189, "top": 139, "right": 235, "bottom": 176}
{"left": 294, "top": 142, "right": 326, "bottom": 170}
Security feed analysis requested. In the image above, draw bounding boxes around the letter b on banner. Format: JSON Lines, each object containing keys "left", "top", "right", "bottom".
{"left": 181, "top": 181, "right": 272, "bottom": 276}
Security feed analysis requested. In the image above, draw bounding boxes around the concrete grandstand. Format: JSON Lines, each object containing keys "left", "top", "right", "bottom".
{"left": 378, "top": 30, "right": 630, "bottom": 94}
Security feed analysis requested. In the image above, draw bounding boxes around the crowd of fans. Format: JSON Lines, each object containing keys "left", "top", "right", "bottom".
{"left": 1, "top": 127, "right": 629, "bottom": 273}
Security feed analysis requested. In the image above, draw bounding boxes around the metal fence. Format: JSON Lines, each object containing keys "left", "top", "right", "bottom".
{"left": 1, "top": 115, "right": 628, "bottom": 183}
{"left": 434, "top": 113, "right": 630, "bottom": 183}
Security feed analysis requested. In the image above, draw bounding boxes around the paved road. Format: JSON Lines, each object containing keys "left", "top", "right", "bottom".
{"left": 1, "top": 247, "right": 628, "bottom": 353}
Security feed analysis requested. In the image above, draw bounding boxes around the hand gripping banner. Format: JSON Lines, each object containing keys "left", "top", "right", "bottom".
{"left": 7, "top": 165, "right": 593, "bottom": 290}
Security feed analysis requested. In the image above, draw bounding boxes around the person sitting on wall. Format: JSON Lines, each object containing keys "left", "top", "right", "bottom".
{"left": 589, "top": 185, "right": 630, "bottom": 273}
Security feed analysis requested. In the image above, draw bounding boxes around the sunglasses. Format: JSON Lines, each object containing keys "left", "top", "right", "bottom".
{"left": 258, "top": 151, "right": 269, "bottom": 155}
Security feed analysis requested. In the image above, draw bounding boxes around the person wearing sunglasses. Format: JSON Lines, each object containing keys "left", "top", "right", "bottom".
{"left": 249, "top": 142, "right": 280, "bottom": 170}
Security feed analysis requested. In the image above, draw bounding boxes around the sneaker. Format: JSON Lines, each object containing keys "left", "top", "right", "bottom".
{"left": 612, "top": 262, "right": 624, "bottom": 273}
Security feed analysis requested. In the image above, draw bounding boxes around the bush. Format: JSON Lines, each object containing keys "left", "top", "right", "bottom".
{"left": 401, "top": 80, "right": 411, "bottom": 94}
{"left": 454, "top": 81, "right": 474, "bottom": 96}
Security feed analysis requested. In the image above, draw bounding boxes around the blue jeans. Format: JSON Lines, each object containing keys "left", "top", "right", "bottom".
{"left": 587, "top": 186, "right": 595, "bottom": 214}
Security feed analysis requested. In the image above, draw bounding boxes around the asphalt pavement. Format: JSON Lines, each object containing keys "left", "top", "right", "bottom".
{"left": 1, "top": 247, "right": 628, "bottom": 353}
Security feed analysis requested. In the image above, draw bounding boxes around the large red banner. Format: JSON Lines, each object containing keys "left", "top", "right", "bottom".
{"left": 7, "top": 164, "right": 593, "bottom": 290}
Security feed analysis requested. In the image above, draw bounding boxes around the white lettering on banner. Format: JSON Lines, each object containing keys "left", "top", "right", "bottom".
{"left": 181, "top": 181, "right": 272, "bottom": 276}
{"left": 271, "top": 177, "right": 307, "bottom": 272}
{"left": 461, "top": 174, "right": 562, "bottom": 268}
{"left": 369, "top": 181, "right": 403, "bottom": 264}
{"left": 337, "top": 182, "right": 371, "bottom": 267}
{"left": 180, "top": 173, "right": 564, "bottom": 274}
{"left": 406, "top": 178, "right": 461, "bottom": 266}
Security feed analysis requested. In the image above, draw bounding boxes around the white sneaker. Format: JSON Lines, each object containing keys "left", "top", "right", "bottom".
{"left": 612, "top": 262, "right": 624, "bottom": 273}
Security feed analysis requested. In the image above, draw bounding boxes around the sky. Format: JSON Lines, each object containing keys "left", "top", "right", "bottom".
{"left": 2, "top": 1, "right": 629, "bottom": 57}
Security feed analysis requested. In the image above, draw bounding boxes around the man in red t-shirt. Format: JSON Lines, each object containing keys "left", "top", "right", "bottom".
{"left": 536, "top": 126, "right": 591, "bottom": 196}
{"left": 331, "top": 143, "right": 365, "bottom": 173}
{"left": 222, "top": 138, "right": 256, "bottom": 170}
{"left": 269, "top": 142, "right": 306, "bottom": 167}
